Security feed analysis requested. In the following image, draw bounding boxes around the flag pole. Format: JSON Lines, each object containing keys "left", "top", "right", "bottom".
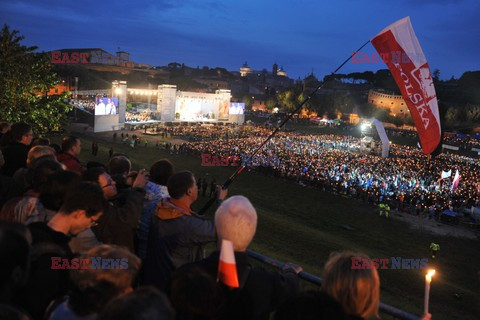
{"left": 198, "top": 40, "right": 371, "bottom": 215}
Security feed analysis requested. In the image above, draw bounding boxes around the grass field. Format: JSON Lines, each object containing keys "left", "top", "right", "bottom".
{"left": 58, "top": 131, "right": 480, "bottom": 320}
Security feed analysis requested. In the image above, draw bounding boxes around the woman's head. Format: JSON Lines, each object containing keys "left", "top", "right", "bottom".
{"left": 321, "top": 251, "right": 380, "bottom": 319}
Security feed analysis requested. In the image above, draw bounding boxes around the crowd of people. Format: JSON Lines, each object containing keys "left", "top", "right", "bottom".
{"left": 125, "top": 112, "right": 156, "bottom": 123}
{"left": 177, "top": 126, "right": 480, "bottom": 220}
{"left": 68, "top": 99, "right": 96, "bottom": 114}
{"left": 0, "top": 122, "right": 436, "bottom": 320}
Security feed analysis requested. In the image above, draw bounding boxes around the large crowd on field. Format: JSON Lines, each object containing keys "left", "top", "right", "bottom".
{"left": 173, "top": 125, "right": 480, "bottom": 219}
{"left": 0, "top": 121, "right": 440, "bottom": 320}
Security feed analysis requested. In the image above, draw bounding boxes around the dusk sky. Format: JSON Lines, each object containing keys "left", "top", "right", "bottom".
{"left": 1, "top": 0, "right": 479, "bottom": 80}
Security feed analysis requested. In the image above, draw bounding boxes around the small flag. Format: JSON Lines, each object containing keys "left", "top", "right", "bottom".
{"left": 441, "top": 170, "right": 451, "bottom": 179}
{"left": 451, "top": 170, "right": 460, "bottom": 191}
{"left": 217, "top": 239, "right": 239, "bottom": 288}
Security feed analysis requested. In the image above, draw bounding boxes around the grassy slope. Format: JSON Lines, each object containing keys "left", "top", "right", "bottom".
{"left": 62, "top": 132, "right": 479, "bottom": 320}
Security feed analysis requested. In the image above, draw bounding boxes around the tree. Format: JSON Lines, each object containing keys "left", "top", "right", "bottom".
{"left": 432, "top": 69, "right": 440, "bottom": 82}
{"left": 276, "top": 88, "right": 301, "bottom": 112}
{"left": 265, "top": 98, "right": 276, "bottom": 111}
{"left": 0, "top": 25, "right": 71, "bottom": 133}
{"left": 241, "top": 95, "right": 253, "bottom": 110}
{"left": 390, "top": 115, "right": 404, "bottom": 127}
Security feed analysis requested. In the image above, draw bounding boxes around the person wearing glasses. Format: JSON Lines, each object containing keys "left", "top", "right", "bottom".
{"left": 83, "top": 166, "right": 148, "bottom": 253}
{"left": 22, "top": 182, "right": 107, "bottom": 319}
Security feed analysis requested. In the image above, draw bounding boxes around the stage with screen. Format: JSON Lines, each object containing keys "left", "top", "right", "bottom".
{"left": 229, "top": 102, "right": 245, "bottom": 115}
{"left": 95, "top": 97, "right": 119, "bottom": 115}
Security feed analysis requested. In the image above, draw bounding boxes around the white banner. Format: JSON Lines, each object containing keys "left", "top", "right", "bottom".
{"left": 373, "top": 120, "right": 390, "bottom": 158}
{"left": 442, "top": 144, "right": 459, "bottom": 151}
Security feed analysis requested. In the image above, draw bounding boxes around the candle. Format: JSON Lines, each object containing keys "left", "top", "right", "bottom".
{"left": 424, "top": 269, "right": 436, "bottom": 314}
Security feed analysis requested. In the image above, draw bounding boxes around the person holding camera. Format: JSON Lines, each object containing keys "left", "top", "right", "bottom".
{"left": 83, "top": 167, "right": 148, "bottom": 252}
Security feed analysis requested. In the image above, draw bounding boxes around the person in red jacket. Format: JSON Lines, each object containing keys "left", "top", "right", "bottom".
{"left": 56, "top": 136, "right": 85, "bottom": 174}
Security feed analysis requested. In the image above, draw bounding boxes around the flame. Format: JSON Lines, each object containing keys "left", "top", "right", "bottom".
{"left": 426, "top": 269, "right": 436, "bottom": 282}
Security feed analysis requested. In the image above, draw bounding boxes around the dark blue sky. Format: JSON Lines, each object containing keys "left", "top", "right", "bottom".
{"left": 1, "top": 0, "right": 479, "bottom": 80}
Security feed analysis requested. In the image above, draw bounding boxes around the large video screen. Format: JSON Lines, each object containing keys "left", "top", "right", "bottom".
{"left": 95, "top": 97, "right": 118, "bottom": 115}
{"left": 229, "top": 102, "right": 245, "bottom": 115}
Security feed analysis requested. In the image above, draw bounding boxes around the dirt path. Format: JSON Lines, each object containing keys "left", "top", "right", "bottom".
{"left": 392, "top": 211, "right": 479, "bottom": 239}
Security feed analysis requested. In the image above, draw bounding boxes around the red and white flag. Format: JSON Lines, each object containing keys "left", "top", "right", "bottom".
{"left": 217, "top": 239, "right": 239, "bottom": 288}
{"left": 371, "top": 17, "right": 441, "bottom": 154}
{"left": 451, "top": 169, "right": 460, "bottom": 191}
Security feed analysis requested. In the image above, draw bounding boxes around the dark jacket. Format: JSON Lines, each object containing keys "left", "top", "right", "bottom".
{"left": 22, "top": 222, "right": 72, "bottom": 320}
{"left": 144, "top": 198, "right": 215, "bottom": 290}
{"left": 92, "top": 188, "right": 145, "bottom": 252}
{"left": 178, "top": 251, "right": 300, "bottom": 320}
{"left": 1, "top": 142, "right": 30, "bottom": 176}
{"left": 56, "top": 152, "right": 84, "bottom": 174}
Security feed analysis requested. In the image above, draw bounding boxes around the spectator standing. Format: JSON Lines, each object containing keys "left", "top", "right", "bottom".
{"left": 21, "top": 183, "right": 106, "bottom": 319}
{"left": 172, "top": 196, "right": 300, "bottom": 320}
{"left": 137, "top": 159, "right": 174, "bottom": 260}
{"left": 1, "top": 123, "right": 33, "bottom": 177}
{"left": 56, "top": 136, "right": 84, "bottom": 174}
{"left": 47, "top": 245, "right": 141, "bottom": 320}
{"left": 144, "top": 171, "right": 227, "bottom": 290}
{"left": 91, "top": 141, "right": 98, "bottom": 156}
{"left": 83, "top": 167, "right": 147, "bottom": 252}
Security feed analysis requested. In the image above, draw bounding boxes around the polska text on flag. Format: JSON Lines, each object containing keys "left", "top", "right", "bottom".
{"left": 371, "top": 17, "right": 441, "bottom": 155}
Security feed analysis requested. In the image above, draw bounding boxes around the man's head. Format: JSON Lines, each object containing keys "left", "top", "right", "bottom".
{"left": 57, "top": 182, "right": 107, "bottom": 235}
{"left": 9, "top": 123, "right": 33, "bottom": 146}
{"left": 39, "top": 170, "right": 81, "bottom": 211}
{"left": 83, "top": 167, "right": 117, "bottom": 199}
{"left": 214, "top": 196, "right": 257, "bottom": 252}
{"left": 149, "top": 159, "right": 174, "bottom": 186}
{"left": 26, "top": 145, "right": 56, "bottom": 167}
{"left": 70, "top": 244, "right": 141, "bottom": 301}
{"left": 61, "top": 136, "right": 81, "bottom": 156}
{"left": 167, "top": 171, "right": 197, "bottom": 202}
{"left": 28, "top": 158, "right": 64, "bottom": 192}
{"left": 108, "top": 156, "right": 131, "bottom": 177}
